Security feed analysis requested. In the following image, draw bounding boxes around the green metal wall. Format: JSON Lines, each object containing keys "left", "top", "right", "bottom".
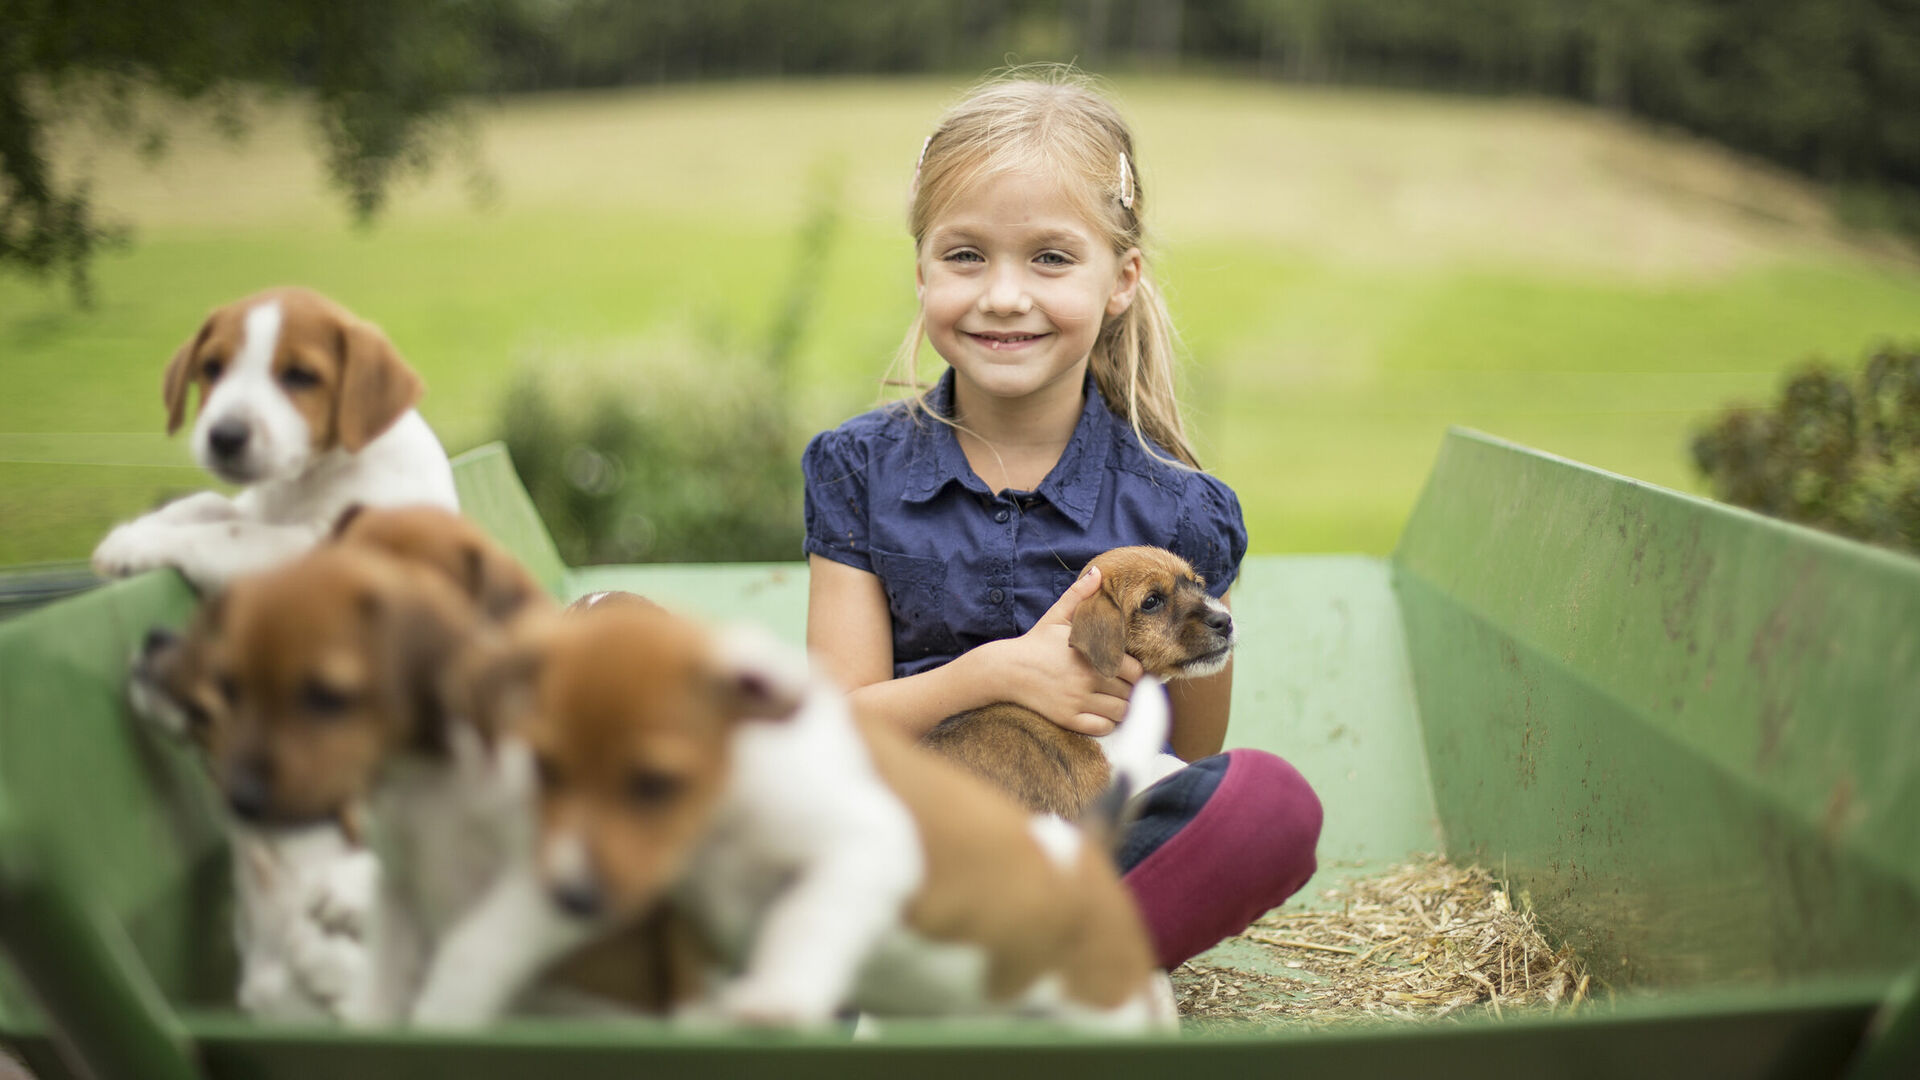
{"left": 1393, "top": 429, "right": 1920, "bottom": 989}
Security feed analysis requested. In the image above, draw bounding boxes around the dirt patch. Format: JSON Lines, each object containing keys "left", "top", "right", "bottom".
{"left": 1174, "top": 855, "right": 1598, "bottom": 1030}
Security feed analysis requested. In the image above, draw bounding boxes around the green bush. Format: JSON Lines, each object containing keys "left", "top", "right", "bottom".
{"left": 1691, "top": 345, "right": 1920, "bottom": 554}
{"left": 499, "top": 331, "right": 806, "bottom": 564}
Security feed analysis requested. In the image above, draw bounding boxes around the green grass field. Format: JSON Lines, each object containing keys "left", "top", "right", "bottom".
{"left": 6, "top": 76, "right": 1920, "bottom": 564}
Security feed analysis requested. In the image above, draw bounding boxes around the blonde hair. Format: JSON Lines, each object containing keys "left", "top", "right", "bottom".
{"left": 886, "top": 67, "right": 1200, "bottom": 470}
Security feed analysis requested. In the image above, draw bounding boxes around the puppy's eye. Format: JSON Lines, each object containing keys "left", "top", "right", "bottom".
{"left": 183, "top": 701, "right": 212, "bottom": 733}
{"left": 300, "top": 680, "right": 353, "bottom": 718}
{"left": 626, "top": 768, "right": 684, "bottom": 808}
{"left": 280, "top": 367, "right": 321, "bottom": 390}
{"left": 1138, "top": 592, "right": 1165, "bottom": 614}
{"left": 534, "top": 754, "right": 563, "bottom": 792}
{"left": 201, "top": 358, "right": 225, "bottom": 381}
{"left": 216, "top": 674, "right": 239, "bottom": 707}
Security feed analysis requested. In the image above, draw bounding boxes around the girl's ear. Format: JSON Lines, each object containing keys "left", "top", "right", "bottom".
{"left": 1106, "top": 248, "right": 1144, "bottom": 318}
{"left": 915, "top": 261, "right": 926, "bottom": 303}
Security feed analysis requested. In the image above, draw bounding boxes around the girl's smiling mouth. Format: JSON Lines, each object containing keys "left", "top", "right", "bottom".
{"left": 966, "top": 331, "right": 1051, "bottom": 350}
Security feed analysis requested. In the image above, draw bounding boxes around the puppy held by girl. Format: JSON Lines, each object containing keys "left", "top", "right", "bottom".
{"left": 803, "top": 68, "right": 1324, "bottom": 973}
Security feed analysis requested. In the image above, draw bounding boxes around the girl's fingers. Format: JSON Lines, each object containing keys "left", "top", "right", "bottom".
{"left": 1036, "top": 565, "right": 1101, "bottom": 628}
{"left": 1065, "top": 712, "right": 1119, "bottom": 737}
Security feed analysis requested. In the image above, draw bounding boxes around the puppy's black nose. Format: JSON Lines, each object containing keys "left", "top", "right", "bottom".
{"left": 208, "top": 420, "right": 250, "bottom": 460}
{"left": 226, "top": 759, "right": 274, "bottom": 821}
{"left": 551, "top": 880, "right": 604, "bottom": 919}
{"left": 141, "top": 627, "right": 178, "bottom": 658}
{"left": 1204, "top": 608, "right": 1233, "bottom": 635}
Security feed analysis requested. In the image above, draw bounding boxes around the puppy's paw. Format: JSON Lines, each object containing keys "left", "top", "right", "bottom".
{"left": 709, "top": 974, "right": 840, "bottom": 1028}
{"left": 287, "top": 924, "right": 371, "bottom": 1015}
{"left": 91, "top": 521, "right": 172, "bottom": 579}
{"left": 307, "top": 852, "right": 380, "bottom": 940}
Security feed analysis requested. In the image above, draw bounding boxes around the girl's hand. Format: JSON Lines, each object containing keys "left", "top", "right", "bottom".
{"left": 987, "top": 566, "right": 1144, "bottom": 736}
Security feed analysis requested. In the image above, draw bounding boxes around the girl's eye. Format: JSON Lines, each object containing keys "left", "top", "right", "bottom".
{"left": 280, "top": 367, "right": 321, "bottom": 390}
{"left": 1139, "top": 593, "right": 1165, "bottom": 614}
{"left": 202, "top": 359, "right": 225, "bottom": 381}
{"left": 1036, "top": 251, "right": 1072, "bottom": 267}
{"left": 944, "top": 249, "right": 984, "bottom": 264}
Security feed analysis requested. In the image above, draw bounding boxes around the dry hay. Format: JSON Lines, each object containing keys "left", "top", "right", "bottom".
{"left": 1173, "top": 854, "right": 1597, "bottom": 1029}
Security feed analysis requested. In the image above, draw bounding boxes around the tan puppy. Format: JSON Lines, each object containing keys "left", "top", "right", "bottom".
{"left": 331, "top": 504, "right": 552, "bottom": 622}
{"left": 186, "top": 541, "right": 709, "bottom": 1021}
{"left": 92, "top": 287, "right": 456, "bottom": 591}
{"left": 409, "top": 603, "right": 1174, "bottom": 1029}
{"left": 923, "top": 546, "right": 1235, "bottom": 818}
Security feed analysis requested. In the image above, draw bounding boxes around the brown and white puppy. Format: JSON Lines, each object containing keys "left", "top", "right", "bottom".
{"left": 923, "top": 546, "right": 1235, "bottom": 819}
{"left": 129, "top": 609, "right": 378, "bottom": 1023}
{"left": 409, "top": 604, "right": 1175, "bottom": 1030}
{"left": 92, "top": 287, "right": 457, "bottom": 592}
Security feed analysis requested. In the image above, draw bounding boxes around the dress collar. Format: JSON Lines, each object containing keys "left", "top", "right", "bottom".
{"left": 900, "top": 368, "right": 1107, "bottom": 530}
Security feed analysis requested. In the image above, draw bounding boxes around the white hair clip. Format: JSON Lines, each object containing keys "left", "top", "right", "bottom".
{"left": 1118, "top": 151, "right": 1135, "bottom": 211}
{"left": 910, "top": 135, "right": 933, "bottom": 198}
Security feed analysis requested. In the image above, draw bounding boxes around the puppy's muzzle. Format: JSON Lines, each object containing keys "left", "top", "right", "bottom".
{"left": 141, "top": 627, "right": 179, "bottom": 659}
{"left": 550, "top": 879, "right": 605, "bottom": 919}
{"left": 225, "top": 756, "right": 275, "bottom": 822}
{"left": 208, "top": 418, "right": 251, "bottom": 466}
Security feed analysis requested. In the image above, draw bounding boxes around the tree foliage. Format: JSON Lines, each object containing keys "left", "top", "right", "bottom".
{"left": 0, "top": 0, "right": 496, "bottom": 301}
{"left": 1693, "top": 346, "right": 1920, "bottom": 555}
{"left": 7, "top": 0, "right": 1920, "bottom": 297}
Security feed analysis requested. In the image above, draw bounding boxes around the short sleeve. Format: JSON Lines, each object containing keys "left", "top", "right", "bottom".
{"left": 801, "top": 427, "right": 873, "bottom": 572}
{"left": 1175, "top": 475, "right": 1248, "bottom": 597}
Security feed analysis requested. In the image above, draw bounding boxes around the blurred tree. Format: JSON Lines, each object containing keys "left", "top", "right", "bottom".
{"left": 1693, "top": 346, "right": 1920, "bottom": 555}
{"left": 0, "top": 0, "right": 500, "bottom": 303}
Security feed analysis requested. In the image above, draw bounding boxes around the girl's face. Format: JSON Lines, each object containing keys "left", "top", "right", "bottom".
{"left": 917, "top": 169, "right": 1141, "bottom": 412}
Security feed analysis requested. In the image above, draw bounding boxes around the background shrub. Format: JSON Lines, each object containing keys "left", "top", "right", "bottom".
{"left": 1692, "top": 345, "right": 1920, "bottom": 554}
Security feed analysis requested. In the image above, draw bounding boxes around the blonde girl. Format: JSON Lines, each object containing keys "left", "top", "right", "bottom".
{"left": 802, "top": 71, "right": 1321, "bottom": 968}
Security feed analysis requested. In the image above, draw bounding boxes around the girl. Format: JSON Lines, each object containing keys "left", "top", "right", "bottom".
{"left": 802, "top": 72, "right": 1321, "bottom": 970}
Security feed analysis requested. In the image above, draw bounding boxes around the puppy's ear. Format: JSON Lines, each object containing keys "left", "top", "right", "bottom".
{"left": 330, "top": 503, "right": 368, "bottom": 541}
{"left": 1068, "top": 576, "right": 1128, "bottom": 678}
{"left": 334, "top": 318, "right": 423, "bottom": 452}
{"left": 442, "top": 620, "right": 551, "bottom": 746}
{"left": 706, "top": 624, "right": 809, "bottom": 723}
{"left": 365, "top": 578, "right": 480, "bottom": 757}
{"left": 163, "top": 318, "right": 213, "bottom": 435}
{"left": 460, "top": 542, "right": 540, "bottom": 622}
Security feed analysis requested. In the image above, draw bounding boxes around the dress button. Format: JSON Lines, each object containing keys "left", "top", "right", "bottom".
{"left": 988, "top": 588, "right": 1005, "bottom": 604}
{"left": 994, "top": 509, "right": 1009, "bottom": 523}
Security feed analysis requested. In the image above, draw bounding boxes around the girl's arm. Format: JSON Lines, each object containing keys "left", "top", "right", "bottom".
{"left": 1168, "top": 660, "right": 1233, "bottom": 760}
{"left": 807, "top": 556, "right": 1141, "bottom": 738}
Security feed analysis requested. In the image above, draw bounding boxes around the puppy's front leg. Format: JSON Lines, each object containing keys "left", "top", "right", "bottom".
{"left": 150, "top": 491, "right": 241, "bottom": 525}
{"left": 163, "top": 519, "right": 330, "bottom": 591}
{"left": 409, "top": 865, "right": 595, "bottom": 1027}
{"left": 714, "top": 844, "right": 920, "bottom": 1026}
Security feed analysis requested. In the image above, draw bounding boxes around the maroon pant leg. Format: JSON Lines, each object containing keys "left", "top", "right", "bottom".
{"left": 1119, "top": 749, "right": 1323, "bottom": 969}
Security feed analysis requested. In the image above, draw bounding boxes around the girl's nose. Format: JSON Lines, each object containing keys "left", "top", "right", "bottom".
{"left": 979, "top": 266, "right": 1032, "bottom": 316}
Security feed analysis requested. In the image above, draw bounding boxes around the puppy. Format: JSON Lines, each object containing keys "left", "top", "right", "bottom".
{"left": 174, "top": 529, "right": 700, "bottom": 1022}
{"left": 923, "top": 546, "right": 1235, "bottom": 819}
{"left": 129, "top": 613, "right": 379, "bottom": 1022}
{"left": 93, "top": 287, "right": 457, "bottom": 592}
{"left": 331, "top": 504, "right": 551, "bottom": 623}
{"left": 409, "top": 604, "right": 1175, "bottom": 1030}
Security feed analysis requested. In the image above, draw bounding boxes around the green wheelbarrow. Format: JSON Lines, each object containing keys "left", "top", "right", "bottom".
{"left": 0, "top": 431, "right": 1915, "bottom": 1079}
